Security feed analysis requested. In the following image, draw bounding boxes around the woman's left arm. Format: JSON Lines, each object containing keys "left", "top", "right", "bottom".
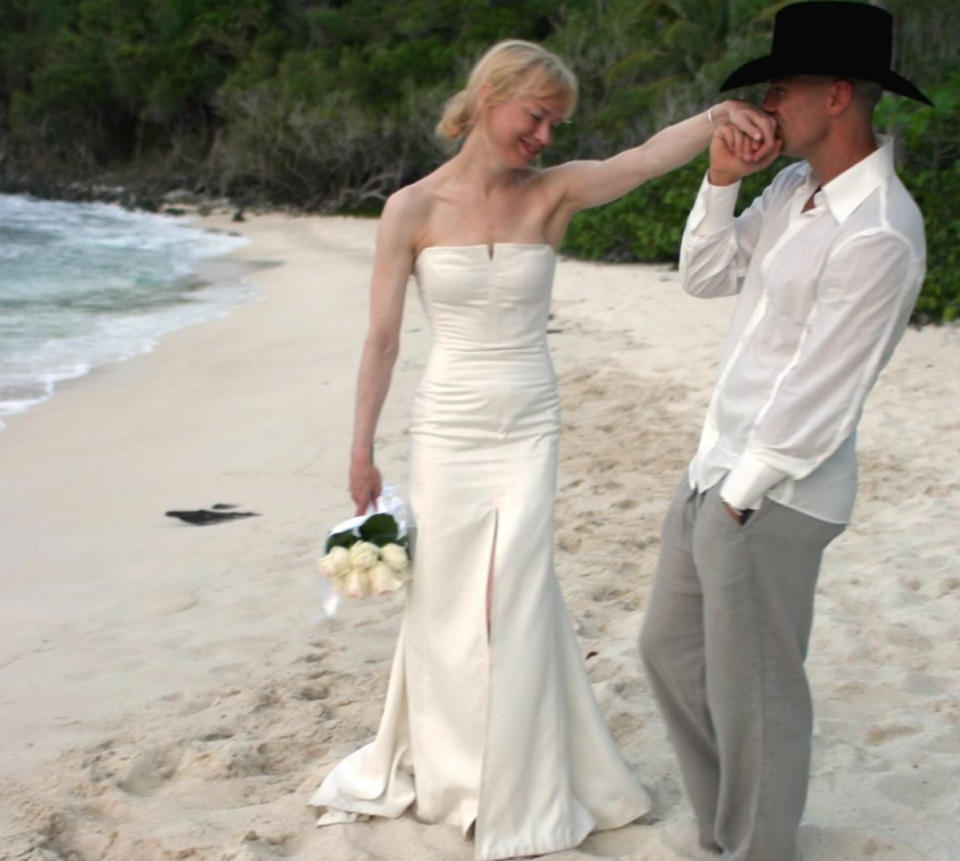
{"left": 549, "top": 101, "right": 777, "bottom": 215}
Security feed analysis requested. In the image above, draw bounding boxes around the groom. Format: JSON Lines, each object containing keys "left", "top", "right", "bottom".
{"left": 639, "top": 3, "right": 932, "bottom": 859}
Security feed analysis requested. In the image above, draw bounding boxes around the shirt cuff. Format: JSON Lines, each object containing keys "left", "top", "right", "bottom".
{"left": 693, "top": 173, "right": 741, "bottom": 235}
{"left": 720, "top": 454, "right": 789, "bottom": 511}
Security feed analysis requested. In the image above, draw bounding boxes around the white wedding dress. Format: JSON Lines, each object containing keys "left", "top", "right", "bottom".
{"left": 310, "top": 243, "right": 650, "bottom": 860}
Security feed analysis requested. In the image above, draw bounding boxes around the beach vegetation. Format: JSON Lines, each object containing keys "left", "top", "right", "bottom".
{"left": 0, "top": 0, "right": 956, "bottom": 321}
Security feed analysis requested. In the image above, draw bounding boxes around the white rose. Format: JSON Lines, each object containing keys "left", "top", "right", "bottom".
{"left": 349, "top": 541, "right": 380, "bottom": 571}
{"left": 370, "top": 561, "right": 404, "bottom": 594}
{"left": 343, "top": 568, "right": 371, "bottom": 599}
{"left": 391, "top": 559, "right": 412, "bottom": 585}
{"left": 318, "top": 545, "right": 351, "bottom": 579}
{"left": 380, "top": 542, "right": 409, "bottom": 573}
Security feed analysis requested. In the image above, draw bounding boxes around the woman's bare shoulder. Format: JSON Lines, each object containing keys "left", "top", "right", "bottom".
{"left": 376, "top": 181, "right": 433, "bottom": 254}
{"left": 383, "top": 172, "right": 446, "bottom": 234}
{"left": 383, "top": 182, "right": 424, "bottom": 219}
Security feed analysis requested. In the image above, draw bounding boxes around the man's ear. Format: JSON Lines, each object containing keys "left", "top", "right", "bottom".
{"left": 827, "top": 78, "right": 855, "bottom": 116}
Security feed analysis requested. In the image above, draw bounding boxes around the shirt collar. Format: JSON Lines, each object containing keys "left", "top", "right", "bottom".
{"left": 815, "top": 135, "right": 895, "bottom": 224}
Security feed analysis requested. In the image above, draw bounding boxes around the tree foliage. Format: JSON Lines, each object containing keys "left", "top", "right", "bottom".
{"left": 0, "top": 0, "right": 957, "bottom": 320}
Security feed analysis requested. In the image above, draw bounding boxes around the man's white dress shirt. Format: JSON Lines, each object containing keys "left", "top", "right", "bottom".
{"left": 680, "top": 137, "right": 926, "bottom": 524}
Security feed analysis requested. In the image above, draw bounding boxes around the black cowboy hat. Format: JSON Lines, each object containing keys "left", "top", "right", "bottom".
{"left": 720, "top": 1, "right": 933, "bottom": 106}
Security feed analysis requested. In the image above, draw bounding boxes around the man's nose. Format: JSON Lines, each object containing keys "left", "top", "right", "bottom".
{"left": 761, "top": 88, "right": 777, "bottom": 111}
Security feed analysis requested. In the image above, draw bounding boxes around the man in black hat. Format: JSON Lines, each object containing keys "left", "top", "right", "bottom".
{"left": 639, "top": 3, "right": 931, "bottom": 859}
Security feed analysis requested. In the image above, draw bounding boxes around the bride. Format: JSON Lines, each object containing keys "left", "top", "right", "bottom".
{"left": 311, "top": 39, "right": 776, "bottom": 860}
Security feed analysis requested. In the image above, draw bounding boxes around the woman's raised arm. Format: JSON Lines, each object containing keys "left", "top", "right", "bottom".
{"left": 548, "top": 100, "right": 778, "bottom": 215}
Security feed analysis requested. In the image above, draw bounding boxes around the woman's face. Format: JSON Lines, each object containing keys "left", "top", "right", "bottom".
{"left": 482, "top": 91, "right": 568, "bottom": 167}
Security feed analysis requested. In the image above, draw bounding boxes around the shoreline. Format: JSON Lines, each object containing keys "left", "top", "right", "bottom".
{"left": 0, "top": 213, "right": 430, "bottom": 780}
{"left": 1, "top": 213, "right": 957, "bottom": 860}
{"left": 0, "top": 198, "right": 256, "bottom": 432}
{"left": 0, "top": 255, "right": 261, "bottom": 432}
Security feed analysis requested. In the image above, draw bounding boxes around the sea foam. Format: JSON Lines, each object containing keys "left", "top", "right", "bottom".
{"left": 0, "top": 194, "right": 251, "bottom": 428}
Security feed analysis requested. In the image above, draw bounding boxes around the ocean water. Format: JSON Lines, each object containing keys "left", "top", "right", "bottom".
{"left": 0, "top": 193, "right": 251, "bottom": 429}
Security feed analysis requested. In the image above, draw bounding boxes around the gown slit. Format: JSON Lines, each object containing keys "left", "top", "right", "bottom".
{"left": 485, "top": 510, "right": 499, "bottom": 638}
{"left": 310, "top": 244, "right": 650, "bottom": 860}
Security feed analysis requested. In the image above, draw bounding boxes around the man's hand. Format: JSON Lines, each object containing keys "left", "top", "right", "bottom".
{"left": 724, "top": 100, "right": 779, "bottom": 160}
{"left": 722, "top": 499, "right": 753, "bottom": 525}
{"left": 709, "top": 122, "right": 783, "bottom": 187}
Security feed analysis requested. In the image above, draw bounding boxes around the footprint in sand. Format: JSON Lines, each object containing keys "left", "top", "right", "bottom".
{"left": 864, "top": 722, "right": 921, "bottom": 746}
{"left": 591, "top": 585, "right": 629, "bottom": 603}
{"left": 798, "top": 825, "right": 928, "bottom": 859}
{"left": 115, "top": 743, "right": 185, "bottom": 796}
{"left": 295, "top": 685, "right": 329, "bottom": 702}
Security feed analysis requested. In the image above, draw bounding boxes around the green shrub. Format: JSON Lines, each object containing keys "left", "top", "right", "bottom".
{"left": 561, "top": 155, "right": 783, "bottom": 262}
{"left": 562, "top": 153, "right": 957, "bottom": 325}
{"left": 1, "top": 0, "right": 955, "bottom": 322}
{"left": 901, "top": 163, "right": 960, "bottom": 324}
{"left": 562, "top": 159, "right": 704, "bottom": 262}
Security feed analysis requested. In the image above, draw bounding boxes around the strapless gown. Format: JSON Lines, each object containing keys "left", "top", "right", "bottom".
{"left": 310, "top": 243, "right": 650, "bottom": 860}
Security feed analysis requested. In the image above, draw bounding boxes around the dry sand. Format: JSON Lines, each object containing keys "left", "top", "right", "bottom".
{"left": 0, "top": 213, "right": 957, "bottom": 860}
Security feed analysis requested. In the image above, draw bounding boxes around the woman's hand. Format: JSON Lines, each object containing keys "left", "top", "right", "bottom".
{"left": 709, "top": 111, "right": 783, "bottom": 185}
{"left": 708, "top": 118, "right": 783, "bottom": 186}
{"left": 350, "top": 455, "right": 383, "bottom": 515}
{"left": 720, "top": 100, "right": 779, "bottom": 163}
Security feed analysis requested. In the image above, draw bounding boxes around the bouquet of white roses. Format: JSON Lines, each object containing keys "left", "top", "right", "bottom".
{"left": 317, "top": 492, "right": 412, "bottom": 600}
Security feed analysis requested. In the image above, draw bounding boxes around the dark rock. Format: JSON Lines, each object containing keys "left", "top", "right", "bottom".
{"left": 165, "top": 508, "right": 259, "bottom": 526}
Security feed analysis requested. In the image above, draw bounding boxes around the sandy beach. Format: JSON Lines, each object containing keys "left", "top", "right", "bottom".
{"left": 0, "top": 212, "right": 957, "bottom": 861}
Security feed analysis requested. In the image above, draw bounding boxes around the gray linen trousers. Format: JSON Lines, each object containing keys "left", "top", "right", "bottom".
{"left": 640, "top": 478, "right": 844, "bottom": 860}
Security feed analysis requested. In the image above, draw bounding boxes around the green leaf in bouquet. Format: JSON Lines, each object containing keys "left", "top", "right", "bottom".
{"left": 359, "top": 513, "right": 399, "bottom": 545}
{"left": 325, "top": 529, "right": 358, "bottom": 553}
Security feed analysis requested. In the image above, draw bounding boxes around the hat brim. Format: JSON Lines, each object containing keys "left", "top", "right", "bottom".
{"left": 719, "top": 55, "right": 933, "bottom": 106}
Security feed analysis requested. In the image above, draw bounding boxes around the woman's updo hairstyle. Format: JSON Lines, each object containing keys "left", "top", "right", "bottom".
{"left": 436, "top": 40, "right": 578, "bottom": 142}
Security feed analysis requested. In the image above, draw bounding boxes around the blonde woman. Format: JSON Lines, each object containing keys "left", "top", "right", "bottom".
{"left": 311, "top": 40, "right": 777, "bottom": 860}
